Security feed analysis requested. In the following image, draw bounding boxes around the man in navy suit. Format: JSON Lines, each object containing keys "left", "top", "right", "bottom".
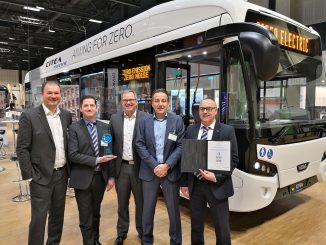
{"left": 181, "top": 98, "right": 239, "bottom": 245}
{"left": 136, "top": 88, "right": 185, "bottom": 245}
{"left": 68, "top": 95, "right": 116, "bottom": 245}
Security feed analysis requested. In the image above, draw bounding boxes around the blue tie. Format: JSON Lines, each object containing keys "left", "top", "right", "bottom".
{"left": 89, "top": 122, "right": 99, "bottom": 157}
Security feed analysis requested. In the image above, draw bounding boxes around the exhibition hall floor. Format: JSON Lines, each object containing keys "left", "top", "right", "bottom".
{"left": 0, "top": 128, "right": 325, "bottom": 245}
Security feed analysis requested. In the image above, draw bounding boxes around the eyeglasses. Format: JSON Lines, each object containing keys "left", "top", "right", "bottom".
{"left": 199, "top": 107, "right": 216, "bottom": 112}
{"left": 122, "top": 99, "right": 136, "bottom": 103}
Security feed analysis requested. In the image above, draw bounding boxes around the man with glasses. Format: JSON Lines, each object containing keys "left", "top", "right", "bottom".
{"left": 110, "top": 90, "right": 146, "bottom": 245}
{"left": 181, "top": 98, "right": 239, "bottom": 245}
{"left": 136, "top": 88, "right": 184, "bottom": 245}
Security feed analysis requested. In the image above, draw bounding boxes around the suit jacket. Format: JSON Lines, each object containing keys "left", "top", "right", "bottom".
{"left": 135, "top": 112, "right": 185, "bottom": 182}
{"left": 16, "top": 105, "right": 72, "bottom": 185}
{"left": 110, "top": 110, "right": 147, "bottom": 178}
{"left": 68, "top": 119, "right": 114, "bottom": 190}
{"left": 181, "top": 122, "right": 239, "bottom": 200}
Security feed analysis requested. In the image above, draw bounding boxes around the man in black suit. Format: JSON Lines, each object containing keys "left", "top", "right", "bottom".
{"left": 181, "top": 98, "right": 239, "bottom": 245}
{"left": 68, "top": 95, "right": 116, "bottom": 245}
{"left": 110, "top": 90, "right": 146, "bottom": 245}
{"left": 136, "top": 89, "right": 185, "bottom": 245}
{"left": 17, "top": 80, "right": 72, "bottom": 245}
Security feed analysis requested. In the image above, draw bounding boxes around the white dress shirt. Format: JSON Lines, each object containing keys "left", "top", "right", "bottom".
{"left": 122, "top": 111, "right": 137, "bottom": 161}
{"left": 42, "top": 104, "right": 66, "bottom": 168}
{"left": 197, "top": 120, "right": 216, "bottom": 140}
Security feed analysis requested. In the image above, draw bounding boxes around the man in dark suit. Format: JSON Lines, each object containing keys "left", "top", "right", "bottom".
{"left": 181, "top": 98, "right": 239, "bottom": 245}
{"left": 16, "top": 80, "right": 72, "bottom": 245}
{"left": 110, "top": 90, "right": 146, "bottom": 245}
{"left": 136, "top": 88, "right": 185, "bottom": 245}
{"left": 68, "top": 95, "right": 116, "bottom": 245}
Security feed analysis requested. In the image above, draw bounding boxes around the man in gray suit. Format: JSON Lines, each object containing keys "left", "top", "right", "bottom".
{"left": 68, "top": 95, "right": 116, "bottom": 245}
{"left": 136, "top": 88, "right": 185, "bottom": 245}
{"left": 17, "top": 80, "right": 72, "bottom": 245}
{"left": 181, "top": 99, "right": 239, "bottom": 245}
{"left": 110, "top": 90, "right": 146, "bottom": 245}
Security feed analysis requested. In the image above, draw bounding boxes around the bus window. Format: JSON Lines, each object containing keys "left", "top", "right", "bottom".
{"left": 225, "top": 43, "right": 249, "bottom": 126}
{"left": 80, "top": 71, "right": 105, "bottom": 118}
{"left": 157, "top": 45, "right": 221, "bottom": 123}
{"left": 257, "top": 49, "right": 323, "bottom": 126}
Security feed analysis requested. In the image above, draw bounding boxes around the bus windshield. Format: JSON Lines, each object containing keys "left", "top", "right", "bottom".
{"left": 257, "top": 49, "right": 325, "bottom": 127}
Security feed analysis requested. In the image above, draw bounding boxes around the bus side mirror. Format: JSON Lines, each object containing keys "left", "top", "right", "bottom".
{"left": 239, "top": 32, "right": 280, "bottom": 81}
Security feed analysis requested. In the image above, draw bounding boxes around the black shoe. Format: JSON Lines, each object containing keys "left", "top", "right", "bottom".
{"left": 114, "top": 236, "right": 124, "bottom": 245}
{"left": 138, "top": 233, "right": 142, "bottom": 239}
{"left": 95, "top": 241, "right": 102, "bottom": 245}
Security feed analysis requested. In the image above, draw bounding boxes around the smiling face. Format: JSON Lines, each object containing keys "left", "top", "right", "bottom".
{"left": 80, "top": 98, "right": 97, "bottom": 121}
{"left": 152, "top": 91, "right": 169, "bottom": 119}
{"left": 121, "top": 91, "right": 138, "bottom": 117}
{"left": 41, "top": 83, "right": 61, "bottom": 112}
{"left": 199, "top": 99, "right": 218, "bottom": 126}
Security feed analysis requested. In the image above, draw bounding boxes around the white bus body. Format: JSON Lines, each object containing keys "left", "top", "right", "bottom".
{"left": 25, "top": 0, "right": 326, "bottom": 212}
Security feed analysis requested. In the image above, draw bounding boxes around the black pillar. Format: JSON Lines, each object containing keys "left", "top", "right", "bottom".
{"left": 269, "top": 0, "right": 276, "bottom": 11}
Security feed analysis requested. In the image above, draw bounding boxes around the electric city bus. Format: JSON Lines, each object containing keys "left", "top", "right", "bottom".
{"left": 25, "top": 0, "right": 326, "bottom": 212}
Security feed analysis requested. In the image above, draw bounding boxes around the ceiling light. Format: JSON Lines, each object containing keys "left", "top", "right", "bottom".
{"left": 44, "top": 46, "right": 54, "bottom": 50}
{"left": 0, "top": 41, "right": 8, "bottom": 44}
{"left": 8, "top": 59, "right": 12, "bottom": 62}
{"left": 9, "top": 37, "right": 15, "bottom": 40}
{"left": 0, "top": 48, "right": 10, "bottom": 53}
{"left": 187, "top": 54, "right": 192, "bottom": 58}
{"left": 18, "top": 16, "right": 47, "bottom": 25}
{"left": 202, "top": 51, "right": 207, "bottom": 55}
{"left": 36, "top": 6, "right": 45, "bottom": 10}
{"left": 22, "top": 60, "right": 29, "bottom": 62}
{"left": 23, "top": 48, "right": 28, "bottom": 51}
{"left": 89, "top": 19, "right": 103, "bottom": 24}
{"left": 49, "top": 27, "right": 55, "bottom": 33}
{"left": 23, "top": 6, "right": 40, "bottom": 12}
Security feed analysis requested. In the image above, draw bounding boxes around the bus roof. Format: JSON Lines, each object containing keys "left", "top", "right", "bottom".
{"left": 31, "top": 0, "right": 319, "bottom": 80}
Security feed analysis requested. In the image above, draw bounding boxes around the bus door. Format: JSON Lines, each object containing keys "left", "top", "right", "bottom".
{"left": 156, "top": 44, "right": 221, "bottom": 125}
{"left": 156, "top": 60, "right": 190, "bottom": 121}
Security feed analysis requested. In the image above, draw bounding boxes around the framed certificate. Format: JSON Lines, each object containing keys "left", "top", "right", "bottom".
{"left": 181, "top": 139, "right": 231, "bottom": 173}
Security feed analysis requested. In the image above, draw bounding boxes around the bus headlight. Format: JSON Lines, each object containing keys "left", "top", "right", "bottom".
{"left": 252, "top": 161, "right": 277, "bottom": 177}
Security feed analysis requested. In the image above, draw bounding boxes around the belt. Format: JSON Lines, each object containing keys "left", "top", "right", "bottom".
{"left": 122, "top": 159, "right": 134, "bottom": 165}
{"left": 54, "top": 165, "right": 66, "bottom": 171}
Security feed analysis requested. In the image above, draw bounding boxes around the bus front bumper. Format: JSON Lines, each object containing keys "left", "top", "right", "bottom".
{"left": 229, "top": 161, "right": 326, "bottom": 212}
{"left": 229, "top": 168, "right": 278, "bottom": 212}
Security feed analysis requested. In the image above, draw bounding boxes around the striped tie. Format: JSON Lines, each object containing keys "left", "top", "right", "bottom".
{"left": 89, "top": 122, "right": 99, "bottom": 157}
{"left": 201, "top": 126, "right": 208, "bottom": 140}
{"left": 195, "top": 126, "right": 209, "bottom": 179}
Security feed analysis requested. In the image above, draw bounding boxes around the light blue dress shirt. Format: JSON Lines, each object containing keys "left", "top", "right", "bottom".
{"left": 153, "top": 114, "right": 167, "bottom": 163}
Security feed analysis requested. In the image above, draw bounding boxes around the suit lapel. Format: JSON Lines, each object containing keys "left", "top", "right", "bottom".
{"left": 192, "top": 123, "right": 201, "bottom": 139}
{"left": 148, "top": 116, "right": 156, "bottom": 147}
{"left": 59, "top": 110, "right": 68, "bottom": 149}
{"left": 80, "top": 120, "right": 95, "bottom": 152}
{"left": 37, "top": 106, "right": 55, "bottom": 145}
{"left": 96, "top": 120, "right": 103, "bottom": 152}
{"left": 164, "top": 113, "right": 174, "bottom": 145}
{"left": 212, "top": 121, "right": 221, "bottom": 140}
{"left": 132, "top": 111, "right": 139, "bottom": 142}
{"left": 120, "top": 111, "right": 125, "bottom": 143}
